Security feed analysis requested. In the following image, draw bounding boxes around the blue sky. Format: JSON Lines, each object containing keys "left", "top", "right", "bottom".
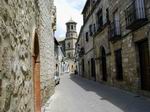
{"left": 54, "top": 0, "right": 86, "bottom": 41}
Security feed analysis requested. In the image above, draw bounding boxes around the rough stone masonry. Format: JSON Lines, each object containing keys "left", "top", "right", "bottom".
{"left": 0, "top": 0, "right": 56, "bottom": 111}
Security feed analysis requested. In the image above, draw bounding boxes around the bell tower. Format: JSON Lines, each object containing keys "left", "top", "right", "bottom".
{"left": 65, "top": 19, "right": 78, "bottom": 59}
{"left": 64, "top": 19, "right": 78, "bottom": 73}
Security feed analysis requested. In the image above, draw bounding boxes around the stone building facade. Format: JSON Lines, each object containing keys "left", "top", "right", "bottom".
{"left": 77, "top": 0, "right": 98, "bottom": 80}
{"left": 108, "top": 0, "right": 150, "bottom": 96}
{"left": 0, "top": 0, "right": 56, "bottom": 112}
{"left": 75, "top": 26, "right": 85, "bottom": 76}
{"left": 76, "top": 0, "right": 150, "bottom": 97}
{"left": 93, "top": 0, "right": 111, "bottom": 83}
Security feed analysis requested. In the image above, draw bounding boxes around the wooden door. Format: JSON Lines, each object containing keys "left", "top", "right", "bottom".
{"left": 82, "top": 59, "right": 85, "bottom": 77}
{"left": 101, "top": 47, "right": 107, "bottom": 81}
{"left": 33, "top": 59, "right": 41, "bottom": 112}
{"left": 115, "top": 49, "right": 123, "bottom": 81}
{"left": 139, "top": 40, "right": 150, "bottom": 91}
{"left": 91, "top": 58, "right": 96, "bottom": 80}
{"left": 33, "top": 33, "right": 41, "bottom": 112}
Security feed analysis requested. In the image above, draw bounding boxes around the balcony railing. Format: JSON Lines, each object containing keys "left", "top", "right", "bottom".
{"left": 109, "top": 21, "right": 121, "bottom": 41}
{"left": 125, "top": 0, "right": 147, "bottom": 30}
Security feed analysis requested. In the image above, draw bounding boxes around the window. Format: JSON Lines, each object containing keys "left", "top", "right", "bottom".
{"left": 94, "top": 24, "right": 96, "bottom": 33}
{"left": 113, "top": 9, "right": 121, "bottom": 35}
{"left": 68, "top": 53, "right": 71, "bottom": 58}
{"left": 68, "top": 42, "right": 71, "bottom": 48}
{"left": 106, "top": 8, "right": 109, "bottom": 23}
{"left": 97, "top": 9, "right": 103, "bottom": 29}
{"left": 89, "top": 24, "right": 93, "bottom": 36}
{"left": 115, "top": 49, "right": 123, "bottom": 81}
{"left": 71, "top": 25, "right": 74, "bottom": 30}
{"left": 125, "top": 0, "right": 147, "bottom": 30}
{"left": 92, "top": 0, "right": 96, "bottom": 4}
{"left": 67, "top": 25, "right": 70, "bottom": 30}
{"left": 56, "top": 64, "right": 58, "bottom": 70}
{"left": 86, "top": 32, "right": 89, "bottom": 42}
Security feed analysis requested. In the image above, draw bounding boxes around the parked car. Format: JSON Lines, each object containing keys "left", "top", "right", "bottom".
{"left": 54, "top": 71, "right": 60, "bottom": 85}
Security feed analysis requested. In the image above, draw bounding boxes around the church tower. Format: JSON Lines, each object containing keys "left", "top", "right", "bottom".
{"left": 65, "top": 19, "right": 78, "bottom": 73}
{"left": 65, "top": 19, "right": 78, "bottom": 59}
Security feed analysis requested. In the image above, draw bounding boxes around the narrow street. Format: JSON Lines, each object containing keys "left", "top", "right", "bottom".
{"left": 43, "top": 74, "right": 150, "bottom": 112}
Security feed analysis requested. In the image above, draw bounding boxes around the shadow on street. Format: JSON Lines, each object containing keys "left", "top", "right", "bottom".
{"left": 70, "top": 74, "right": 150, "bottom": 112}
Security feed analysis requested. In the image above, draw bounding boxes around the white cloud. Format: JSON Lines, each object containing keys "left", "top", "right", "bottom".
{"left": 54, "top": 0, "right": 86, "bottom": 41}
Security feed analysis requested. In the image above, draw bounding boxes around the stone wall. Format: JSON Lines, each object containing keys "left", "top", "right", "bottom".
{"left": 0, "top": 0, "right": 56, "bottom": 111}
{"left": 37, "top": 0, "right": 55, "bottom": 105}
{"left": 81, "top": 0, "right": 109, "bottom": 80}
{"left": 0, "top": 0, "right": 37, "bottom": 111}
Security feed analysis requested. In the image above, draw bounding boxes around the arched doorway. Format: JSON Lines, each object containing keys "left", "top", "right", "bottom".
{"left": 101, "top": 47, "right": 107, "bottom": 81}
{"left": 33, "top": 33, "right": 41, "bottom": 112}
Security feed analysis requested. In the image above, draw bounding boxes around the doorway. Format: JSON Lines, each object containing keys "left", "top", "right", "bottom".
{"left": 33, "top": 33, "right": 41, "bottom": 112}
{"left": 139, "top": 39, "right": 150, "bottom": 91}
{"left": 101, "top": 47, "right": 107, "bottom": 81}
{"left": 91, "top": 58, "right": 96, "bottom": 80}
{"left": 82, "top": 59, "right": 85, "bottom": 77}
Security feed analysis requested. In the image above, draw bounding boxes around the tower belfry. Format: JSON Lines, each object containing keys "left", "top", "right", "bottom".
{"left": 66, "top": 19, "right": 77, "bottom": 33}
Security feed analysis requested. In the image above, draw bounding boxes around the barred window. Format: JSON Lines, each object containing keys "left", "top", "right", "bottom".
{"left": 97, "top": 9, "right": 103, "bottom": 29}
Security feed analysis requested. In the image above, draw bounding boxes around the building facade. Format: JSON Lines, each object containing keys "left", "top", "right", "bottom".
{"left": 108, "top": 0, "right": 150, "bottom": 95}
{"left": 93, "top": 0, "right": 111, "bottom": 83}
{"left": 77, "top": 0, "right": 98, "bottom": 80}
{"left": 0, "top": 0, "right": 56, "bottom": 112}
{"left": 75, "top": 28, "right": 84, "bottom": 76}
{"left": 76, "top": 0, "right": 150, "bottom": 97}
{"left": 64, "top": 19, "right": 78, "bottom": 73}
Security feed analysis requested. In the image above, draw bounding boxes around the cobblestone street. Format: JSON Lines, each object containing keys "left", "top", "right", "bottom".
{"left": 43, "top": 74, "right": 150, "bottom": 112}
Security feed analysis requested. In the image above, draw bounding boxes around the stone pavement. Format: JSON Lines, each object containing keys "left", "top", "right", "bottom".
{"left": 42, "top": 74, "right": 150, "bottom": 112}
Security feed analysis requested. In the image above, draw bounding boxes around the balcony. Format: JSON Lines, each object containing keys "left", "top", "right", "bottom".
{"left": 125, "top": 0, "right": 147, "bottom": 30}
{"left": 109, "top": 21, "right": 121, "bottom": 41}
